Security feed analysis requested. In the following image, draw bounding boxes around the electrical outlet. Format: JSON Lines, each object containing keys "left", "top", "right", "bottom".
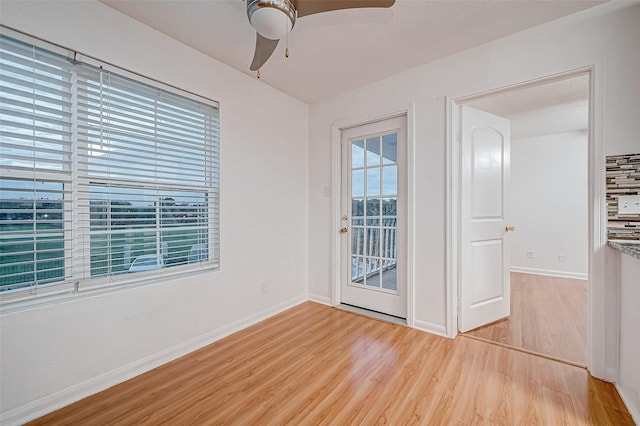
{"left": 558, "top": 254, "right": 566, "bottom": 263}
{"left": 526, "top": 250, "right": 534, "bottom": 259}
{"left": 618, "top": 195, "right": 640, "bottom": 215}
{"left": 260, "top": 281, "right": 269, "bottom": 294}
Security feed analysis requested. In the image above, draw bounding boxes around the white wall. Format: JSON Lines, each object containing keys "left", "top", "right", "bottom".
{"left": 308, "top": 2, "right": 640, "bottom": 381}
{"left": 617, "top": 252, "right": 640, "bottom": 422}
{"left": 510, "top": 131, "right": 588, "bottom": 278}
{"left": 0, "top": 1, "right": 309, "bottom": 423}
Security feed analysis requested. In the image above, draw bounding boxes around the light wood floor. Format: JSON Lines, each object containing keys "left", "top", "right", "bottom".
{"left": 30, "top": 302, "right": 632, "bottom": 425}
{"left": 466, "top": 272, "right": 588, "bottom": 366}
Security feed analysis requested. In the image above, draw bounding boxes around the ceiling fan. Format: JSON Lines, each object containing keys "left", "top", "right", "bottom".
{"left": 246, "top": 0, "right": 395, "bottom": 72}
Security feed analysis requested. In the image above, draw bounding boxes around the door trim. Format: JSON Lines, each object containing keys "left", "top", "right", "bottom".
{"left": 446, "top": 65, "right": 615, "bottom": 380}
{"left": 331, "top": 105, "right": 416, "bottom": 328}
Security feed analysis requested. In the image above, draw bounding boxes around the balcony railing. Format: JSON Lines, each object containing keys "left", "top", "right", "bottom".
{"left": 351, "top": 216, "right": 397, "bottom": 285}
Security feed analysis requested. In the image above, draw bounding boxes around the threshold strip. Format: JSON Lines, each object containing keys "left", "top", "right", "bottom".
{"left": 461, "top": 333, "right": 587, "bottom": 369}
{"left": 337, "top": 303, "right": 407, "bottom": 327}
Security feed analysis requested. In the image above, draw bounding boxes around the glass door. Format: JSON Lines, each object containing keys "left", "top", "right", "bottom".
{"left": 340, "top": 115, "right": 406, "bottom": 318}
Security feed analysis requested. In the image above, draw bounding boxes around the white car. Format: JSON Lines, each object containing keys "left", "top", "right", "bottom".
{"left": 188, "top": 244, "right": 208, "bottom": 263}
{"left": 128, "top": 254, "right": 165, "bottom": 273}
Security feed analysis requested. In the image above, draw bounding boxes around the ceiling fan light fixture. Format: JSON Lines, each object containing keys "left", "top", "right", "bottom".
{"left": 247, "top": 0, "right": 296, "bottom": 41}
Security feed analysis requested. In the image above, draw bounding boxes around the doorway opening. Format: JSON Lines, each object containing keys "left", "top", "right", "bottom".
{"left": 452, "top": 71, "right": 590, "bottom": 366}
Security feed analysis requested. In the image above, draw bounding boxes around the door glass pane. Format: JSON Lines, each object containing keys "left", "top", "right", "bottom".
{"left": 382, "top": 133, "right": 397, "bottom": 165}
{"left": 352, "top": 256, "right": 364, "bottom": 283}
{"left": 352, "top": 140, "right": 365, "bottom": 168}
{"left": 381, "top": 262, "right": 397, "bottom": 291}
{"left": 366, "top": 167, "right": 380, "bottom": 196}
{"left": 366, "top": 197, "right": 380, "bottom": 225}
{"left": 382, "top": 197, "right": 397, "bottom": 250}
{"left": 366, "top": 217, "right": 380, "bottom": 226}
{"left": 351, "top": 227, "right": 364, "bottom": 256}
{"left": 382, "top": 197, "right": 397, "bottom": 220}
{"left": 366, "top": 136, "right": 381, "bottom": 166}
{"left": 364, "top": 227, "right": 380, "bottom": 257}
{"left": 352, "top": 169, "right": 364, "bottom": 197}
{"left": 352, "top": 199, "right": 364, "bottom": 225}
{"left": 382, "top": 165, "right": 397, "bottom": 196}
{"left": 365, "top": 258, "right": 381, "bottom": 287}
{"left": 380, "top": 227, "right": 396, "bottom": 259}
{"left": 366, "top": 198, "right": 380, "bottom": 219}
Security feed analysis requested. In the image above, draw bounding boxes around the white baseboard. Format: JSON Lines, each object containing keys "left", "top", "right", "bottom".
{"left": 308, "top": 293, "right": 332, "bottom": 306}
{"left": 510, "top": 266, "right": 588, "bottom": 280}
{"left": 590, "top": 366, "right": 620, "bottom": 385}
{"left": 413, "top": 319, "right": 449, "bottom": 338}
{"left": 615, "top": 383, "right": 640, "bottom": 425}
{"left": 0, "top": 296, "right": 307, "bottom": 426}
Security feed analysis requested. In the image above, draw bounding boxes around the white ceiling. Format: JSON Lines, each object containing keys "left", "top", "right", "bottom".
{"left": 468, "top": 73, "right": 590, "bottom": 139}
{"left": 100, "top": 0, "right": 605, "bottom": 104}
{"left": 468, "top": 73, "right": 590, "bottom": 119}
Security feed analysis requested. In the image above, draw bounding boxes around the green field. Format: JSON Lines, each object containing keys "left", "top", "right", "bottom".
{"left": 0, "top": 223, "right": 65, "bottom": 289}
{"left": 90, "top": 228, "right": 206, "bottom": 275}
{"left": 1, "top": 223, "right": 206, "bottom": 291}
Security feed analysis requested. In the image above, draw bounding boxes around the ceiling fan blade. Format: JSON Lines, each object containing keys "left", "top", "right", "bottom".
{"left": 294, "top": 0, "right": 395, "bottom": 18}
{"left": 250, "top": 33, "right": 280, "bottom": 71}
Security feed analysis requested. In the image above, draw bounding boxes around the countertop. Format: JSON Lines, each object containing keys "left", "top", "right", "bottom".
{"left": 608, "top": 241, "right": 640, "bottom": 260}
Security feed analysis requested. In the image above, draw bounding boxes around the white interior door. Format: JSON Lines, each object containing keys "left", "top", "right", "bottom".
{"left": 340, "top": 116, "right": 407, "bottom": 318}
{"left": 459, "top": 105, "right": 512, "bottom": 333}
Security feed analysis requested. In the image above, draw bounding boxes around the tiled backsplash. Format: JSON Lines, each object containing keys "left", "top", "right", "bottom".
{"left": 606, "top": 153, "right": 640, "bottom": 241}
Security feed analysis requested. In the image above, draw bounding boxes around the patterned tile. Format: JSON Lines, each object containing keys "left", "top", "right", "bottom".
{"left": 606, "top": 153, "right": 640, "bottom": 241}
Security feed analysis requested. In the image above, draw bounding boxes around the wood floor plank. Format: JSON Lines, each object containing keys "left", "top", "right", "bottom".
{"left": 27, "top": 302, "right": 632, "bottom": 425}
{"left": 465, "top": 272, "right": 588, "bottom": 365}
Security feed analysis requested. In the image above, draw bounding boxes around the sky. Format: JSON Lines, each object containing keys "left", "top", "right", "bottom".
{"left": 350, "top": 133, "right": 398, "bottom": 198}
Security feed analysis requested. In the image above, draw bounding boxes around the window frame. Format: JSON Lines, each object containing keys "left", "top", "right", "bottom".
{"left": 0, "top": 27, "right": 220, "bottom": 306}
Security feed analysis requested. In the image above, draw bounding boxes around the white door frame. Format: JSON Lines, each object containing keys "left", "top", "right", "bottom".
{"left": 331, "top": 105, "right": 416, "bottom": 327}
{"left": 446, "top": 66, "right": 615, "bottom": 380}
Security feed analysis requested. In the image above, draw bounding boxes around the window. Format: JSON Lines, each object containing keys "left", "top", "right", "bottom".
{"left": 0, "top": 33, "right": 220, "bottom": 302}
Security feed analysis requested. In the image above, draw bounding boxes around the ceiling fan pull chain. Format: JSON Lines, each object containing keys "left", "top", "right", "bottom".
{"left": 285, "top": 19, "right": 290, "bottom": 58}
{"left": 257, "top": 69, "right": 261, "bottom": 79}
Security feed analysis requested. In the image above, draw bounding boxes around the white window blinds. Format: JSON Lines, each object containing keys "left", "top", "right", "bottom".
{"left": 0, "top": 35, "right": 74, "bottom": 297}
{"left": 74, "top": 63, "right": 220, "bottom": 285}
{"left": 0, "top": 32, "right": 220, "bottom": 302}
{"left": 0, "top": 37, "right": 73, "bottom": 176}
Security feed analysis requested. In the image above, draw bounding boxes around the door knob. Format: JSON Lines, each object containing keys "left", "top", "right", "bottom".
{"left": 340, "top": 227, "right": 348, "bottom": 233}
{"left": 505, "top": 226, "right": 516, "bottom": 232}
